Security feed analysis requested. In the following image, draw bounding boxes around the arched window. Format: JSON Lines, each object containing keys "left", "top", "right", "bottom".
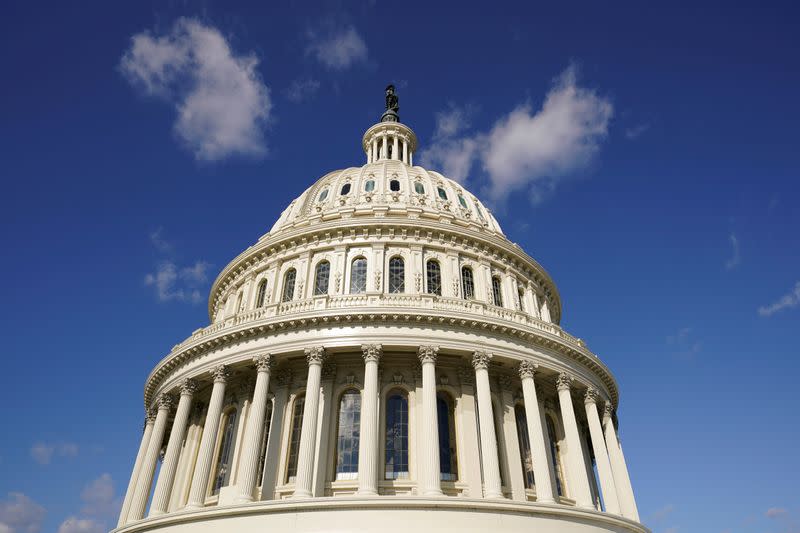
{"left": 515, "top": 404, "right": 535, "bottom": 489}
{"left": 390, "top": 179, "right": 400, "bottom": 192}
{"left": 350, "top": 257, "right": 367, "bottom": 294}
{"left": 364, "top": 179, "right": 375, "bottom": 192}
{"left": 475, "top": 203, "right": 487, "bottom": 222}
{"left": 426, "top": 260, "right": 441, "bottom": 296}
{"left": 341, "top": 183, "right": 351, "bottom": 195}
{"left": 461, "top": 266, "right": 474, "bottom": 300}
{"left": 491, "top": 276, "right": 504, "bottom": 307}
{"left": 335, "top": 390, "right": 361, "bottom": 480}
{"left": 255, "top": 280, "right": 268, "bottom": 307}
{"left": 388, "top": 256, "right": 405, "bottom": 293}
{"left": 437, "top": 186, "right": 448, "bottom": 200}
{"left": 314, "top": 261, "right": 330, "bottom": 296}
{"left": 458, "top": 194, "right": 468, "bottom": 208}
{"left": 437, "top": 392, "right": 458, "bottom": 481}
{"left": 546, "top": 415, "right": 565, "bottom": 497}
{"left": 517, "top": 287, "right": 526, "bottom": 312}
{"left": 318, "top": 188, "right": 329, "bottom": 202}
{"left": 282, "top": 269, "right": 296, "bottom": 302}
{"left": 414, "top": 181, "right": 425, "bottom": 194}
{"left": 385, "top": 390, "right": 409, "bottom": 479}
{"left": 255, "top": 399, "right": 274, "bottom": 487}
{"left": 211, "top": 408, "right": 238, "bottom": 494}
{"left": 285, "top": 395, "right": 305, "bottom": 483}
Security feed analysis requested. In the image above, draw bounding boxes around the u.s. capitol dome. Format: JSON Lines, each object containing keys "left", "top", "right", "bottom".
{"left": 115, "top": 86, "right": 647, "bottom": 533}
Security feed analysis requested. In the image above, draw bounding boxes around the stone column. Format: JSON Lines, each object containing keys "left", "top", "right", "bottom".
{"left": 498, "top": 376, "right": 525, "bottom": 501}
{"left": 260, "top": 370, "right": 291, "bottom": 500}
{"left": 603, "top": 405, "right": 640, "bottom": 521}
{"left": 456, "top": 367, "right": 483, "bottom": 498}
{"left": 584, "top": 389, "right": 620, "bottom": 514}
{"left": 150, "top": 380, "right": 197, "bottom": 516}
{"left": 393, "top": 135, "right": 399, "bottom": 160}
{"left": 517, "top": 363, "right": 555, "bottom": 503}
{"left": 129, "top": 394, "right": 172, "bottom": 521}
{"left": 403, "top": 139, "right": 409, "bottom": 164}
{"left": 381, "top": 133, "right": 387, "bottom": 159}
{"left": 358, "top": 344, "right": 382, "bottom": 495}
{"left": 472, "top": 352, "right": 503, "bottom": 498}
{"left": 186, "top": 365, "right": 229, "bottom": 509}
{"left": 235, "top": 355, "right": 274, "bottom": 503}
{"left": 418, "top": 345, "right": 442, "bottom": 496}
{"left": 293, "top": 346, "right": 325, "bottom": 498}
{"left": 556, "top": 373, "right": 593, "bottom": 509}
{"left": 118, "top": 413, "right": 155, "bottom": 526}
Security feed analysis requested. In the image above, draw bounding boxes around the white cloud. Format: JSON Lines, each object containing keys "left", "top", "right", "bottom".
{"left": 418, "top": 104, "right": 480, "bottom": 183}
{"left": 149, "top": 227, "right": 172, "bottom": 253}
{"left": 30, "top": 442, "right": 78, "bottom": 465}
{"left": 625, "top": 123, "right": 650, "bottom": 139}
{"left": 56, "top": 517, "right": 105, "bottom": 533}
{"left": 285, "top": 78, "right": 321, "bottom": 103}
{"left": 420, "top": 65, "right": 613, "bottom": 205}
{"left": 80, "top": 474, "right": 118, "bottom": 518}
{"left": 666, "top": 328, "right": 701, "bottom": 359}
{"left": 120, "top": 17, "right": 272, "bottom": 161}
{"left": 144, "top": 260, "right": 208, "bottom": 303}
{"left": 758, "top": 281, "right": 800, "bottom": 317}
{"left": 0, "top": 493, "right": 46, "bottom": 533}
{"left": 306, "top": 26, "right": 367, "bottom": 70}
{"left": 724, "top": 232, "right": 740, "bottom": 270}
{"left": 766, "top": 507, "right": 788, "bottom": 518}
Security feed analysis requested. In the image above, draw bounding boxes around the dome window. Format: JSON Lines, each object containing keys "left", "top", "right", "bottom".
{"left": 437, "top": 186, "right": 448, "bottom": 200}
{"left": 318, "top": 189, "right": 329, "bottom": 202}
{"left": 390, "top": 179, "right": 400, "bottom": 192}
{"left": 364, "top": 180, "right": 375, "bottom": 192}
{"left": 458, "top": 194, "right": 468, "bottom": 208}
{"left": 414, "top": 182, "right": 425, "bottom": 194}
{"left": 340, "top": 183, "right": 351, "bottom": 196}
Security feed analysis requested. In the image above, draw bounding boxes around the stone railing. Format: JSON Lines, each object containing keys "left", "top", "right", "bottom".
{"left": 175, "top": 293, "right": 593, "bottom": 358}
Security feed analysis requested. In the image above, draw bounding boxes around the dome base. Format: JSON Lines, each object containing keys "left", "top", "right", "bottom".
{"left": 115, "top": 497, "right": 648, "bottom": 533}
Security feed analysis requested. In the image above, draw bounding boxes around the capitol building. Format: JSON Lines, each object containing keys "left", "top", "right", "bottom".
{"left": 114, "top": 87, "right": 647, "bottom": 533}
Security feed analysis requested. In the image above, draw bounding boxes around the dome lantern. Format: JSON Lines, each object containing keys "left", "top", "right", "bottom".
{"left": 363, "top": 84, "right": 418, "bottom": 164}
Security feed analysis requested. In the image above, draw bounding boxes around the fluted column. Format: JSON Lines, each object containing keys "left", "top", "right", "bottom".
{"left": 186, "top": 365, "right": 229, "bottom": 509}
{"left": 418, "top": 345, "right": 442, "bottom": 496}
{"left": 517, "top": 362, "right": 555, "bottom": 503}
{"left": 358, "top": 344, "right": 382, "bottom": 495}
{"left": 472, "top": 352, "right": 503, "bottom": 498}
{"left": 603, "top": 405, "right": 640, "bottom": 521}
{"left": 128, "top": 394, "right": 172, "bottom": 521}
{"left": 584, "top": 389, "right": 620, "bottom": 514}
{"left": 235, "top": 355, "right": 274, "bottom": 503}
{"left": 556, "top": 373, "right": 593, "bottom": 509}
{"left": 402, "top": 139, "right": 409, "bottom": 164}
{"left": 150, "top": 380, "right": 197, "bottom": 516}
{"left": 118, "top": 413, "right": 155, "bottom": 526}
{"left": 393, "top": 135, "right": 399, "bottom": 160}
{"left": 293, "top": 346, "right": 326, "bottom": 498}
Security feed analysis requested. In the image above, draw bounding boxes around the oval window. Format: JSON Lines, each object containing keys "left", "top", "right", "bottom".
{"left": 414, "top": 182, "right": 425, "bottom": 194}
{"left": 365, "top": 180, "right": 375, "bottom": 192}
{"left": 341, "top": 183, "right": 351, "bottom": 195}
{"left": 437, "top": 186, "right": 448, "bottom": 200}
{"left": 318, "top": 189, "right": 329, "bottom": 202}
{"left": 458, "top": 194, "right": 468, "bottom": 208}
{"left": 390, "top": 179, "right": 400, "bottom": 192}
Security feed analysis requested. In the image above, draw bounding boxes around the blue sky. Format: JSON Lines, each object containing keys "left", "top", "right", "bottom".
{"left": 1, "top": 1, "right": 799, "bottom": 532}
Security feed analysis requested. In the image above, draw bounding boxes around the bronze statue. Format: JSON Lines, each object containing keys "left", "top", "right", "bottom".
{"left": 385, "top": 84, "right": 399, "bottom": 114}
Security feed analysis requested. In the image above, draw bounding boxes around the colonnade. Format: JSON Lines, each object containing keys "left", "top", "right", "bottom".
{"left": 118, "top": 346, "right": 639, "bottom": 527}
{"left": 366, "top": 131, "right": 413, "bottom": 165}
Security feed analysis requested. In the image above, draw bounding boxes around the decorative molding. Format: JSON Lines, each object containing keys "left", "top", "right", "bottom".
{"left": 417, "top": 345, "right": 439, "bottom": 364}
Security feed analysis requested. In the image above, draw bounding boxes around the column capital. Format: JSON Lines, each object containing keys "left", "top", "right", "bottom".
{"left": 556, "top": 372, "right": 573, "bottom": 392}
{"left": 254, "top": 354, "right": 274, "bottom": 372}
{"left": 471, "top": 351, "right": 492, "bottom": 370}
{"left": 603, "top": 403, "right": 614, "bottom": 420}
{"left": 145, "top": 409, "right": 157, "bottom": 425}
{"left": 179, "top": 378, "right": 197, "bottom": 396}
{"left": 361, "top": 343, "right": 383, "bottom": 363}
{"left": 211, "top": 364, "right": 230, "bottom": 384}
{"left": 304, "top": 346, "right": 326, "bottom": 365}
{"left": 418, "top": 345, "right": 439, "bottom": 364}
{"left": 584, "top": 387, "right": 599, "bottom": 405}
{"left": 156, "top": 394, "right": 173, "bottom": 411}
{"left": 517, "top": 360, "right": 539, "bottom": 379}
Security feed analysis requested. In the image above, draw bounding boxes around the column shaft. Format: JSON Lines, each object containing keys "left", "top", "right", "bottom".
{"left": 150, "top": 381, "right": 196, "bottom": 515}
{"left": 393, "top": 136, "right": 399, "bottom": 160}
{"left": 118, "top": 416, "right": 155, "bottom": 526}
{"left": 518, "top": 363, "right": 555, "bottom": 503}
{"left": 186, "top": 366, "right": 229, "bottom": 509}
{"left": 556, "top": 374, "right": 593, "bottom": 509}
{"left": 293, "top": 347, "right": 325, "bottom": 498}
{"left": 235, "top": 355, "right": 273, "bottom": 503}
{"left": 584, "top": 390, "right": 620, "bottom": 514}
{"left": 473, "top": 352, "right": 503, "bottom": 498}
{"left": 418, "top": 346, "right": 442, "bottom": 496}
{"left": 128, "top": 396, "right": 172, "bottom": 521}
{"left": 603, "top": 407, "right": 640, "bottom": 521}
{"left": 358, "top": 344, "right": 381, "bottom": 495}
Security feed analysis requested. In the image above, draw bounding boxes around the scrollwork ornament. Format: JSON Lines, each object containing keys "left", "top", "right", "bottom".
{"left": 211, "top": 364, "right": 230, "bottom": 384}
{"left": 518, "top": 361, "right": 538, "bottom": 380}
{"left": 471, "top": 351, "right": 492, "bottom": 370}
{"left": 417, "top": 345, "right": 439, "bottom": 364}
{"left": 556, "top": 372, "right": 573, "bottom": 392}
{"left": 145, "top": 409, "right": 157, "bottom": 425}
{"left": 254, "top": 353, "right": 274, "bottom": 373}
{"left": 179, "top": 378, "right": 197, "bottom": 396}
{"left": 157, "top": 394, "right": 173, "bottom": 411}
{"left": 361, "top": 343, "right": 383, "bottom": 363}
{"left": 304, "top": 346, "right": 326, "bottom": 366}
{"left": 374, "top": 270, "right": 382, "bottom": 290}
{"left": 584, "top": 387, "right": 599, "bottom": 405}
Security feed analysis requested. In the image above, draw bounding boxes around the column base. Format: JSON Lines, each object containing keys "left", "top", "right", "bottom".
{"left": 421, "top": 489, "right": 443, "bottom": 496}
{"left": 234, "top": 495, "right": 254, "bottom": 504}
{"left": 356, "top": 489, "right": 378, "bottom": 496}
{"left": 148, "top": 509, "right": 166, "bottom": 518}
{"left": 291, "top": 490, "right": 313, "bottom": 499}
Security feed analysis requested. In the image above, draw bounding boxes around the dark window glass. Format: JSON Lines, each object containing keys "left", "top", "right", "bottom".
{"left": 341, "top": 183, "right": 351, "bottom": 195}
{"left": 256, "top": 280, "right": 267, "bottom": 307}
{"left": 517, "top": 288, "right": 526, "bottom": 312}
{"left": 437, "top": 186, "right": 448, "bottom": 200}
{"left": 255, "top": 400, "right": 274, "bottom": 487}
{"left": 285, "top": 396, "right": 305, "bottom": 482}
{"left": 515, "top": 405, "right": 535, "bottom": 489}
{"left": 458, "top": 194, "right": 468, "bottom": 208}
{"left": 365, "top": 180, "right": 375, "bottom": 192}
{"left": 414, "top": 182, "right": 425, "bottom": 194}
{"left": 319, "top": 189, "right": 329, "bottom": 202}
{"left": 476, "top": 203, "right": 487, "bottom": 222}
{"left": 426, "top": 260, "right": 441, "bottom": 296}
{"left": 491, "top": 277, "right": 504, "bottom": 307}
{"left": 282, "top": 269, "right": 296, "bottom": 302}
{"left": 461, "top": 267, "right": 474, "bottom": 300}
{"left": 390, "top": 179, "right": 400, "bottom": 192}
{"left": 385, "top": 391, "right": 409, "bottom": 479}
{"left": 335, "top": 390, "right": 361, "bottom": 479}
{"left": 350, "top": 258, "right": 367, "bottom": 294}
{"left": 388, "top": 257, "right": 405, "bottom": 293}
{"left": 546, "top": 415, "right": 564, "bottom": 496}
{"left": 212, "top": 409, "right": 238, "bottom": 494}
{"left": 437, "top": 392, "right": 458, "bottom": 481}
{"left": 314, "top": 261, "right": 330, "bottom": 296}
